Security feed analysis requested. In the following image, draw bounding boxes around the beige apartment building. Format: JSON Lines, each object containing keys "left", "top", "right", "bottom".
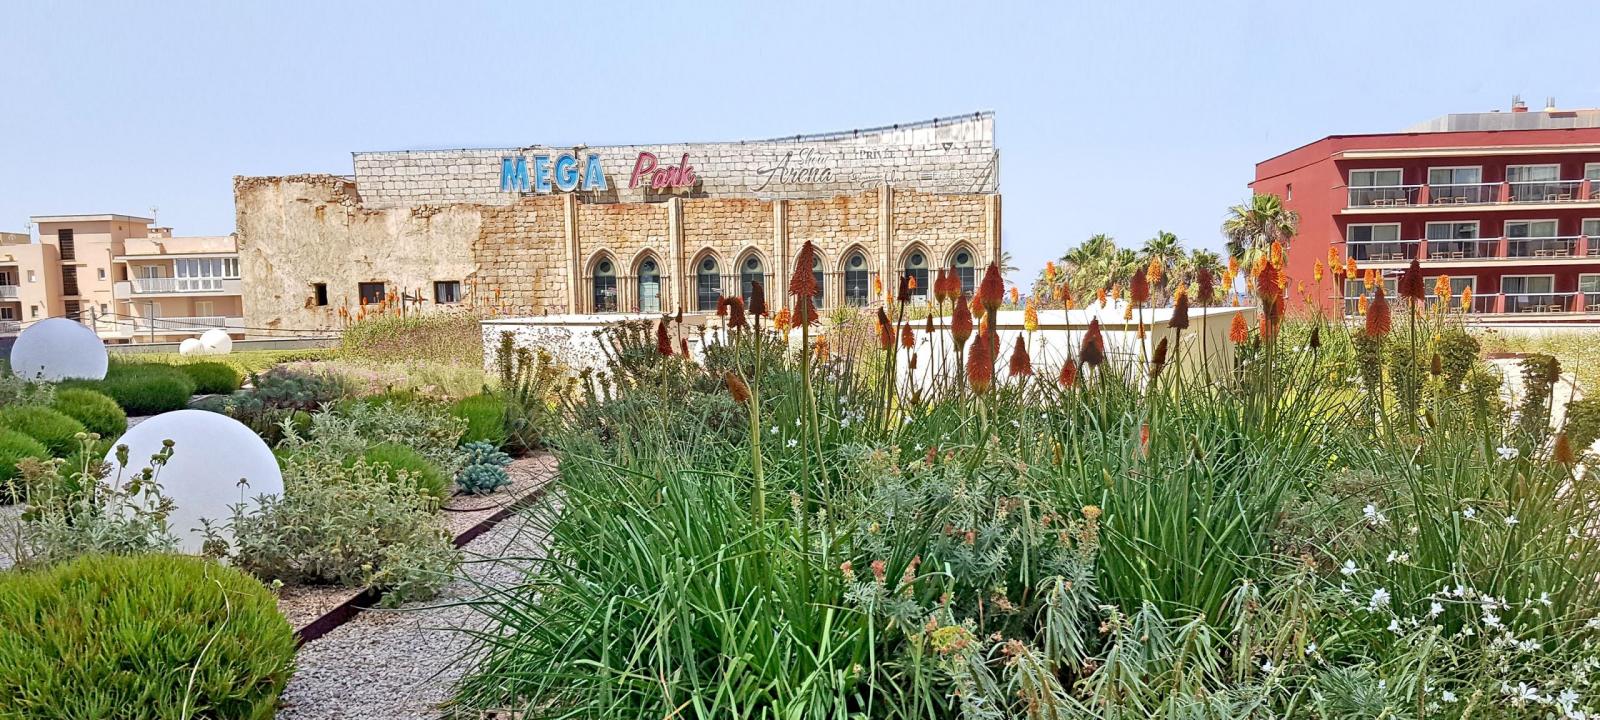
{"left": 3, "top": 214, "right": 244, "bottom": 343}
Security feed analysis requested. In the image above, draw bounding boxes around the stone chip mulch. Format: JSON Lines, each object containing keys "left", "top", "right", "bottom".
{"left": 274, "top": 455, "right": 557, "bottom": 719}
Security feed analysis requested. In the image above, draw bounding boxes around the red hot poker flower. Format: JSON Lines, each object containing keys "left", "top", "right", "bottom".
{"left": 978, "top": 263, "right": 1005, "bottom": 316}
{"left": 967, "top": 326, "right": 995, "bottom": 393}
{"left": 1366, "top": 286, "right": 1392, "bottom": 338}
{"left": 748, "top": 280, "right": 768, "bottom": 317}
{"left": 1398, "top": 259, "right": 1426, "bottom": 305}
{"left": 1169, "top": 289, "right": 1190, "bottom": 330}
{"left": 1196, "top": 268, "right": 1215, "bottom": 306}
{"left": 1079, "top": 318, "right": 1106, "bottom": 367}
{"left": 876, "top": 308, "right": 894, "bottom": 350}
{"left": 1149, "top": 337, "right": 1169, "bottom": 379}
{"left": 1008, "top": 336, "right": 1033, "bottom": 377}
{"left": 1229, "top": 313, "right": 1249, "bottom": 343}
{"left": 726, "top": 297, "right": 747, "bottom": 329}
{"left": 1058, "top": 359, "right": 1077, "bottom": 388}
{"left": 900, "top": 323, "right": 915, "bottom": 350}
{"left": 1129, "top": 270, "right": 1149, "bottom": 305}
{"left": 950, "top": 296, "right": 974, "bottom": 347}
{"left": 789, "top": 242, "right": 819, "bottom": 298}
{"left": 656, "top": 319, "right": 673, "bottom": 356}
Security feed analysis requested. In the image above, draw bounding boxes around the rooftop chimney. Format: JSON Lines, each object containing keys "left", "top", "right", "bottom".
{"left": 1545, "top": 96, "right": 1558, "bottom": 112}
{"left": 1512, "top": 95, "right": 1528, "bottom": 113}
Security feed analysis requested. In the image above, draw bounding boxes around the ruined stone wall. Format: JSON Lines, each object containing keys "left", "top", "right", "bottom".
{"left": 233, "top": 175, "right": 480, "bottom": 332}
{"left": 473, "top": 196, "right": 568, "bottom": 315}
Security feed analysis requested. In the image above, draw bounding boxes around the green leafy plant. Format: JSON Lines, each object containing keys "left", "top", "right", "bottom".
{"left": 178, "top": 361, "right": 243, "bottom": 395}
{"left": 224, "top": 456, "right": 458, "bottom": 606}
{"left": 14, "top": 437, "right": 179, "bottom": 566}
{"left": 0, "top": 429, "right": 48, "bottom": 501}
{"left": 352, "top": 442, "right": 450, "bottom": 502}
{"left": 0, "top": 405, "right": 87, "bottom": 456}
{"left": 0, "top": 553, "right": 296, "bottom": 720}
{"left": 50, "top": 387, "right": 128, "bottom": 440}
{"left": 63, "top": 362, "right": 196, "bottom": 415}
{"left": 456, "top": 440, "right": 511, "bottom": 495}
{"left": 450, "top": 394, "right": 510, "bottom": 448}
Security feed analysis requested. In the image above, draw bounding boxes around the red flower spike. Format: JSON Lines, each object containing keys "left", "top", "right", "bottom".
{"left": 789, "top": 242, "right": 819, "bottom": 298}
{"left": 656, "top": 320, "right": 673, "bottom": 356}
{"left": 1130, "top": 270, "right": 1149, "bottom": 305}
{"left": 950, "top": 297, "right": 974, "bottom": 347}
{"left": 1079, "top": 319, "right": 1105, "bottom": 367}
{"left": 900, "top": 323, "right": 915, "bottom": 350}
{"left": 748, "top": 280, "right": 768, "bottom": 317}
{"left": 967, "top": 327, "right": 995, "bottom": 393}
{"left": 1058, "top": 359, "right": 1077, "bottom": 388}
{"left": 1229, "top": 313, "right": 1249, "bottom": 343}
{"left": 1366, "top": 287, "right": 1392, "bottom": 338}
{"left": 876, "top": 308, "right": 894, "bottom": 350}
{"left": 978, "top": 263, "right": 1005, "bottom": 315}
{"left": 1196, "top": 268, "right": 1215, "bottom": 306}
{"left": 1398, "top": 259, "right": 1426, "bottom": 304}
{"left": 1008, "top": 336, "right": 1033, "bottom": 377}
{"left": 1169, "top": 290, "right": 1189, "bottom": 330}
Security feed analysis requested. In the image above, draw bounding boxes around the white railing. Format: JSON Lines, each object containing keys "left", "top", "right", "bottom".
{"left": 102, "top": 316, "right": 241, "bottom": 335}
{"left": 128, "top": 277, "right": 232, "bottom": 293}
{"left": 1509, "top": 180, "right": 1584, "bottom": 203}
{"left": 0, "top": 321, "right": 18, "bottom": 334}
{"left": 0, "top": 285, "right": 17, "bottom": 299}
{"left": 1348, "top": 185, "right": 1422, "bottom": 208}
{"left": 1427, "top": 182, "right": 1498, "bottom": 205}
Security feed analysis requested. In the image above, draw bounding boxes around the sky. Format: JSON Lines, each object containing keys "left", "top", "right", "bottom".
{"left": 5, "top": 1, "right": 1600, "bottom": 285}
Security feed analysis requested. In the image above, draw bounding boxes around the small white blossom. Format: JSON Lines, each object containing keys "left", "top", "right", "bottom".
{"left": 786, "top": 439, "right": 798, "bottom": 448}
{"left": 1464, "top": 507, "right": 1478, "bottom": 519}
{"left": 1364, "top": 503, "right": 1389, "bottom": 526}
{"left": 769, "top": 426, "right": 779, "bottom": 435}
{"left": 1369, "top": 587, "right": 1391, "bottom": 611}
{"left": 1341, "top": 560, "right": 1360, "bottom": 576}
{"left": 1261, "top": 659, "right": 1275, "bottom": 673}
{"left": 1441, "top": 690, "right": 1458, "bottom": 703}
{"left": 1497, "top": 445, "right": 1520, "bottom": 461}
{"left": 1430, "top": 601, "right": 1445, "bottom": 618}
{"left": 1505, "top": 514, "right": 1520, "bottom": 527}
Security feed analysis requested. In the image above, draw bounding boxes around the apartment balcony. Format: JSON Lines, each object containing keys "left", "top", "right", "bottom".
{"left": 113, "top": 277, "right": 242, "bottom": 298}
{"left": 1354, "top": 237, "right": 1600, "bottom": 266}
{"left": 1344, "top": 179, "right": 1600, "bottom": 212}
{"left": 0, "top": 285, "right": 17, "bottom": 299}
{"left": 0, "top": 321, "right": 17, "bottom": 335}
{"left": 99, "top": 315, "right": 245, "bottom": 337}
{"left": 1346, "top": 240, "right": 1421, "bottom": 262}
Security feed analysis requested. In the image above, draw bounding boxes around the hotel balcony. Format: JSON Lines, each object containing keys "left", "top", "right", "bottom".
{"left": 0, "top": 285, "right": 17, "bottom": 299}
{"left": 1344, "top": 293, "right": 1600, "bottom": 319}
{"left": 1352, "top": 236, "right": 1600, "bottom": 266}
{"left": 113, "top": 277, "right": 242, "bottom": 298}
{"left": 1345, "top": 179, "right": 1600, "bottom": 212}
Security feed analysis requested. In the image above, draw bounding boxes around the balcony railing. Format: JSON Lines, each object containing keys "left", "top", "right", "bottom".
{"left": 1427, "top": 182, "right": 1499, "bottom": 205}
{"left": 1505, "top": 236, "right": 1581, "bottom": 258}
{"left": 1347, "top": 240, "right": 1421, "bottom": 261}
{"left": 0, "top": 285, "right": 17, "bottom": 299}
{"left": 1509, "top": 180, "right": 1584, "bottom": 203}
{"left": 127, "top": 277, "right": 233, "bottom": 293}
{"left": 1345, "top": 292, "right": 1600, "bottom": 316}
{"left": 1348, "top": 185, "right": 1422, "bottom": 208}
{"left": 100, "top": 316, "right": 243, "bottom": 335}
{"left": 1502, "top": 293, "right": 1572, "bottom": 314}
{"left": 1425, "top": 239, "right": 1493, "bottom": 260}
{"left": 0, "top": 321, "right": 17, "bottom": 335}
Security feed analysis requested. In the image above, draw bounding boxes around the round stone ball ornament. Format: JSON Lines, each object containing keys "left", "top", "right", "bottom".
{"left": 199, "top": 328, "right": 233, "bottom": 355}
{"left": 8, "top": 317, "right": 108, "bottom": 381}
{"left": 104, "top": 409, "right": 282, "bottom": 554}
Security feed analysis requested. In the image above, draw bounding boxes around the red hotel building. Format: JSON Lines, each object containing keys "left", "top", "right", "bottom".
{"left": 1252, "top": 100, "right": 1600, "bottom": 322}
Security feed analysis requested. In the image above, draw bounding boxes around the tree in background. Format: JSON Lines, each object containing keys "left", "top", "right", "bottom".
{"left": 1221, "top": 193, "right": 1299, "bottom": 269}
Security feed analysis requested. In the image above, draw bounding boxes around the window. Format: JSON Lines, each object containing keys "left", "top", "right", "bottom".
{"left": 738, "top": 255, "right": 765, "bottom": 307}
{"left": 1502, "top": 275, "right": 1555, "bottom": 295}
{"left": 195, "top": 301, "right": 214, "bottom": 317}
{"left": 175, "top": 258, "right": 229, "bottom": 291}
{"left": 1425, "top": 222, "right": 1478, "bottom": 240}
{"left": 58, "top": 229, "right": 75, "bottom": 261}
{"left": 1344, "top": 277, "right": 1397, "bottom": 297}
{"left": 96, "top": 267, "right": 106, "bottom": 280}
{"left": 61, "top": 267, "right": 78, "bottom": 296}
{"left": 1286, "top": 183, "right": 1292, "bottom": 201}
{"left": 0, "top": 307, "right": 13, "bottom": 320}
{"left": 1426, "top": 222, "right": 1480, "bottom": 259}
{"left": 1506, "top": 164, "right": 1560, "bottom": 183}
{"left": 0, "top": 271, "right": 11, "bottom": 286}
{"left": 1424, "top": 276, "right": 1476, "bottom": 310}
{"left": 1583, "top": 219, "right": 1600, "bottom": 238}
{"left": 223, "top": 257, "right": 239, "bottom": 278}
{"left": 358, "top": 282, "right": 386, "bottom": 305}
{"left": 30, "top": 305, "right": 39, "bottom": 318}
{"left": 313, "top": 283, "right": 329, "bottom": 307}
{"left": 432, "top": 281, "right": 460, "bottom": 304}
{"left": 1428, "top": 166, "right": 1482, "bottom": 185}
{"left": 64, "top": 300, "right": 80, "bottom": 321}
{"left": 1585, "top": 163, "right": 1600, "bottom": 182}
{"left": 696, "top": 257, "right": 720, "bottom": 312}
{"left": 1507, "top": 164, "right": 1564, "bottom": 202}
{"left": 1347, "top": 224, "right": 1401, "bottom": 243}
{"left": 1505, "top": 220, "right": 1558, "bottom": 238}
{"left": 1350, "top": 169, "right": 1402, "bottom": 187}
{"left": 951, "top": 248, "right": 977, "bottom": 298}
{"left": 1580, "top": 275, "right": 1600, "bottom": 309}
{"left": 903, "top": 250, "right": 929, "bottom": 302}
{"left": 810, "top": 253, "right": 825, "bottom": 307}
{"left": 637, "top": 259, "right": 661, "bottom": 313}
{"left": 844, "top": 251, "right": 870, "bottom": 307}
{"left": 591, "top": 258, "right": 618, "bottom": 312}
{"left": 26, "top": 270, "right": 35, "bottom": 283}
{"left": 1501, "top": 275, "right": 1559, "bottom": 313}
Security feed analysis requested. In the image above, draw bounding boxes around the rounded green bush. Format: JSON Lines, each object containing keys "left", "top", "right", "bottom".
{"left": 351, "top": 442, "right": 450, "bottom": 502}
{"left": 0, "top": 553, "right": 296, "bottom": 720}
{"left": 450, "top": 394, "right": 510, "bottom": 448}
{"left": 63, "top": 363, "right": 196, "bottom": 415}
{"left": 50, "top": 387, "right": 128, "bottom": 440}
{"left": 179, "top": 361, "right": 243, "bottom": 395}
{"left": 0, "top": 428, "right": 49, "bottom": 501}
{"left": 0, "top": 405, "right": 87, "bottom": 457}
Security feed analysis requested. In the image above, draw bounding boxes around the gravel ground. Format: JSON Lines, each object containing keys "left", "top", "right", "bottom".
{"left": 275, "top": 502, "right": 553, "bottom": 720}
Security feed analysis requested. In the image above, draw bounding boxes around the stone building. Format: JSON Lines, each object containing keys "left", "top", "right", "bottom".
{"left": 234, "top": 112, "right": 1002, "bottom": 332}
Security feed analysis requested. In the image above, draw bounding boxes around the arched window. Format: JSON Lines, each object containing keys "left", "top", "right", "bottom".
{"left": 904, "top": 249, "right": 930, "bottom": 302}
{"left": 739, "top": 254, "right": 765, "bottom": 307}
{"left": 696, "top": 256, "right": 720, "bottom": 312}
{"left": 637, "top": 257, "right": 661, "bottom": 313}
{"left": 592, "top": 257, "right": 618, "bottom": 313}
{"left": 952, "top": 247, "right": 977, "bottom": 298}
{"left": 812, "top": 252, "right": 825, "bottom": 308}
{"left": 844, "top": 250, "right": 870, "bottom": 307}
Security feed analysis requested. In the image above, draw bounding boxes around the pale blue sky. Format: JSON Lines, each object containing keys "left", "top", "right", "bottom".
{"left": 5, "top": 1, "right": 1599, "bottom": 283}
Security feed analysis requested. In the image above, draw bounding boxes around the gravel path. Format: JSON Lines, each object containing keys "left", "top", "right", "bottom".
{"left": 275, "top": 502, "right": 552, "bottom": 719}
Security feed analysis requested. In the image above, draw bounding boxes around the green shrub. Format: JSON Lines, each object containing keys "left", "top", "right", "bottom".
{"left": 248, "top": 365, "right": 349, "bottom": 411}
{"left": 0, "top": 553, "right": 296, "bottom": 719}
{"left": 450, "top": 394, "right": 510, "bottom": 447}
{"left": 63, "top": 362, "right": 196, "bottom": 415}
{"left": 179, "top": 360, "right": 243, "bottom": 395}
{"left": 0, "top": 405, "right": 87, "bottom": 457}
{"left": 457, "top": 440, "right": 512, "bottom": 495}
{"left": 228, "top": 456, "right": 458, "bottom": 605}
{"left": 50, "top": 388, "right": 127, "bottom": 439}
{"left": 0, "top": 428, "right": 49, "bottom": 501}
{"left": 353, "top": 442, "right": 450, "bottom": 502}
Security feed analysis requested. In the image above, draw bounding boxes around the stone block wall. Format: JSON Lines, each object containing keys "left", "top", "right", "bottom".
{"left": 473, "top": 196, "right": 569, "bottom": 315}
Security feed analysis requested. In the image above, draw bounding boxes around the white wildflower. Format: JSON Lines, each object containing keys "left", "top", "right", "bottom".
{"left": 1364, "top": 503, "right": 1388, "bottom": 526}
{"left": 1430, "top": 601, "right": 1445, "bottom": 618}
{"left": 1464, "top": 507, "right": 1477, "bottom": 519}
{"left": 1369, "top": 587, "right": 1391, "bottom": 611}
{"left": 1340, "top": 560, "right": 1359, "bottom": 576}
{"left": 1505, "top": 514, "right": 1520, "bottom": 526}
{"left": 786, "top": 439, "right": 798, "bottom": 448}
{"left": 1442, "top": 690, "right": 1458, "bottom": 703}
{"left": 1497, "top": 445, "right": 1520, "bottom": 461}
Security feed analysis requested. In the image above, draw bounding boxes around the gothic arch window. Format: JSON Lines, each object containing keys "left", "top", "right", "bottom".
{"left": 797, "top": 247, "right": 826, "bottom": 308}
{"left": 902, "top": 246, "right": 930, "bottom": 303}
{"left": 949, "top": 245, "right": 978, "bottom": 298}
{"left": 843, "top": 249, "right": 870, "bottom": 307}
{"left": 591, "top": 255, "right": 618, "bottom": 313}
{"left": 695, "top": 254, "right": 721, "bottom": 312}
{"left": 636, "top": 255, "right": 662, "bottom": 313}
{"left": 738, "top": 252, "right": 766, "bottom": 308}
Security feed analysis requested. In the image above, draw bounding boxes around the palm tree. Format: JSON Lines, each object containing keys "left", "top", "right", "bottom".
{"left": 1221, "top": 194, "right": 1299, "bottom": 269}
{"left": 999, "top": 250, "right": 1019, "bottom": 276}
{"left": 1139, "top": 230, "right": 1187, "bottom": 303}
{"left": 1179, "top": 248, "right": 1224, "bottom": 302}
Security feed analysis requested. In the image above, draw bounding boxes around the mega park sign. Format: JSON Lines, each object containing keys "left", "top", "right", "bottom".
{"left": 499, "top": 151, "right": 696, "bottom": 193}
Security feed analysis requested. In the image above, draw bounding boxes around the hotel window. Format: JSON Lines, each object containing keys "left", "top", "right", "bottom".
{"left": 358, "top": 282, "right": 386, "bottom": 305}
{"left": 1586, "top": 163, "right": 1600, "bottom": 181}
{"left": 1506, "top": 219, "right": 1558, "bottom": 238}
{"left": 696, "top": 257, "right": 720, "bottom": 312}
{"left": 223, "top": 257, "right": 240, "bottom": 278}
{"left": 434, "top": 281, "right": 461, "bottom": 304}
{"left": 844, "top": 251, "right": 870, "bottom": 307}
{"left": 739, "top": 255, "right": 765, "bottom": 308}
{"left": 97, "top": 267, "right": 106, "bottom": 280}
{"left": 58, "top": 229, "right": 75, "bottom": 261}
{"left": 313, "top": 283, "right": 328, "bottom": 307}
{"left": 0, "top": 307, "right": 13, "bottom": 320}
{"left": 1428, "top": 167, "right": 1482, "bottom": 185}
{"left": 1425, "top": 222, "right": 1478, "bottom": 259}
{"left": 1583, "top": 219, "right": 1600, "bottom": 238}
{"left": 637, "top": 259, "right": 661, "bottom": 313}
{"left": 1581, "top": 275, "right": 1600, "bottom": 310}
{"left": 1501, "top": 275, "right": 1557, "bottom": 313}
{"left": 903, "top": 250, "right": 929, "bottom": 302}
{"left": 591, "top": 259, "right": 618, "bottom": 313}
{"left": 1424, "top": 276, "right": 1475, "bottom": 310}
{"left": 26, "top": 270, "right": 35, "bottom": 283}
{"left": 1346, "top": 224, "right": 1401, "bottom": 261}
{"left": 0, "top": 271, "right": 10, "bottom": 285}
{"left": 951, "top": 247, "right": 977, "bottom": 298}
{"left": 29, "top": 305, "right": 38, "bottom": 318}
{"left": 1348, "top": 169, "right": 1405, "bottom": 207}
{"left": 1507, "top": 164, "right": 1563, "bottom": 202}
{"left": 1350, "top": 169, "right": 1402, "bottom": 187}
